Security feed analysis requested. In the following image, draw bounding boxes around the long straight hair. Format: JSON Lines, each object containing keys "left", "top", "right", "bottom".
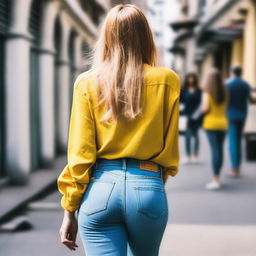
{"left": 92, "top": 4, "right": 156, "bottom": 123}
{"left": 202, "top": 68, "right": 227, "bottom": 104}
{"left": 183, "top": 73, "right": 199, "bottom": 91}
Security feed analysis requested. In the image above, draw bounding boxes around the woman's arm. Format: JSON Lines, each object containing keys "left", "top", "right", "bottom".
{"left": 161, "top": 96, "right": 180, "bottom": 182}
{"left": 59, "top": 210, "right": 78, "bottom": 251}
{"left": 57, "top": 74, "right": 96, "bottom": 250}
{"left": 57, "top": 75, "right": 96, "bottom": 212}
{"left": 201, "top": 92, "right": 210, "bottom": 113}
{"left": 151, "top": 72, "right": 181, "bottom": 182}
{"left": 249, "top": 88, "right": 256, "bottom": 104}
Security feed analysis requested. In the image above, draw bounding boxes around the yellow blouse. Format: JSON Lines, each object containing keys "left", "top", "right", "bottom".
{"left": 57, "top": 64, "right": 181, "bottom": 212}
{"left": 203, "top": 93, "right": 228, "bottom": 131}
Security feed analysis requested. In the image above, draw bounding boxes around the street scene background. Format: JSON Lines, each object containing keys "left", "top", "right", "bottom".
{"left": 0, "top": 0, "right": 256, "bottom": 256}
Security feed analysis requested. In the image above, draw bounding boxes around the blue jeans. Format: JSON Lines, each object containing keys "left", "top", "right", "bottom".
{"left": 205, "top": 130, "right": 226, "bottom": 176}
{"left": 77, "top": 158, "right": 168, "bottom": 256}
{"left": 185, "top": 120, "right": 200, "bottom": 156}
{"left": 228, "top": 120, "right": 245, "bottom": 169}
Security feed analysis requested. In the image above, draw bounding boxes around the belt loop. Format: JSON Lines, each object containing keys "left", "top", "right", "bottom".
{"left": 159, "top": 166, "right": 163, "bottom": 179}
{"left": 122, "top": 158, "right": 126, "bottom": 171}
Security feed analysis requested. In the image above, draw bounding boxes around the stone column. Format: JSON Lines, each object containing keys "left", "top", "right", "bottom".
{"left": 185, "top": 38, "right": 197, "bottom": 73}
{"left": 74, "top": 36, "right": 84, "bottom": 75}
{"left": 243, "top": 0, "right": 256, "bottom": 134}
{"left": 56, "top": 13, "right": 72, "bottom": 152}
{"left": 200, "top": 53, "right": 213, "bottom": 83}
{"left": 5, "top": 0, "right": 33, "bottom": 184}
{"left": 231, "top": 38, "right": 243, "bottom": 67}
{"left": 174, "top": 54, "right": 186, "bottom": 79}
{"left": 39, "top": 1, "right": 60, "bottom": 165}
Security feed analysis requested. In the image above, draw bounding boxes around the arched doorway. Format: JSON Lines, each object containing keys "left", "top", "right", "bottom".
{"left": 214, "top": 42, "right": 231, "bottom": 79}
{"left": 0, "top": 0, "right": 10, "bottom": 177}
{"left": 29, "top": 0, "right": 43, "bottom": 170}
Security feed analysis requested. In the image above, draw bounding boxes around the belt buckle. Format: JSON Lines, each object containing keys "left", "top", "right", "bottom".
{"left": 140, "top": 160, "right": 159, "bottom": 172}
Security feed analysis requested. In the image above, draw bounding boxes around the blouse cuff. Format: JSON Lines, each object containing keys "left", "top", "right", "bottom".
{"left": 163, "top": 166, "right": 179, "bottom": 178}
{"left": 60, "top": 196, "right": 81, "bottom": 212}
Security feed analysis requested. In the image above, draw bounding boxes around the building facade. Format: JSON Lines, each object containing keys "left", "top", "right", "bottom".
{"left": 170, "top": 0, "right": 256, "bottom": 158}
{"left": 0, "top": 0, "right": 126, "bottom": 185}
{"left": 169, "top": 0, "right": 200, "bottom": 75}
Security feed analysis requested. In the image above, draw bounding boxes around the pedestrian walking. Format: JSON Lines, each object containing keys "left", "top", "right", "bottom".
{"left": 201, "top": 68, "right": 228, "bottom": 190}
{"left": 226, "top": 66, "right": 256, "bottom": 177}
{"left": 180, "top": 73, "right": 202, "bottom": 164}
{"left": 57, "top": 4, "right": 180, "bottom": 256}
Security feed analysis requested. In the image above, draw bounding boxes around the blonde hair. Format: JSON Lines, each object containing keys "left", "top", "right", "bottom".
{"left": 92, "top": 4, "right": 156, "bottom": 123}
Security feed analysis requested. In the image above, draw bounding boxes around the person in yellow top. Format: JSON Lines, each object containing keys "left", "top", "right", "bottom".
{"left": 201, "top": 68, "right": 228, "bottom": 190}
{"left": 57, "top": 4, "right": 180, "bottom": 256}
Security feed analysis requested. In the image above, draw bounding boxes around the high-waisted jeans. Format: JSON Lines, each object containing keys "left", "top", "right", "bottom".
{"left": 185, "top": 120, "right": 200, "bottom": 156}
{"left": 77, "top": 158, "right": 168, "bottom": 256}
{"left": 228, "top": 120, "right": 245, "bottom": 169}
{"left": 205, "top": 130, "right": 226, "bottom": 176}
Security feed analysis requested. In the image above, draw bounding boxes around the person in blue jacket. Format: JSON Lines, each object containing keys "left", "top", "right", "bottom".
{"left": 226, "top": 66, "right": 256, "bottom": 177}
{"left": 181, "top": 73, "right": 202, "bottom": 164}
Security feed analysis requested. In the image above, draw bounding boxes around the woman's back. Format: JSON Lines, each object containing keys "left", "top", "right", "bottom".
{"left": 201, "top": 68, "right": 228, "bottom": 190}
{"left": 58, "top": 4, "right": 181, "bottom": 255}
{"left": 73, "top": 63, "right": 180, "bottom": 174}
{"left": 203, "top": 93, "right": 228, "bottom": 130}
{"left": 181, "top": 89, "right": 201, "bottom": 117}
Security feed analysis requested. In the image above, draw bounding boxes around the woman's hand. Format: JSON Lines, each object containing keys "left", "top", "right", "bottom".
{"left": 162, "top": 171, "right": 168, "bottom": 184}
{"left": 59, "top": 210, "right": 79, "bottom": 251}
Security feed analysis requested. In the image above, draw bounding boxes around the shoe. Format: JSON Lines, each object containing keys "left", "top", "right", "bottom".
{"left": 181, "top": 157, "right": 191, "bottom": 165}
{"left": 191, "top": 156, "right": 200, "bottom": 164}
{"left": 227, "top": 173, "right": 240, "bottom": 178}
{"left": 227, "top": 169, "right": 240, "bottom": 178}
{"left": 205, "top": 181, "right": 221, "bottom": 190}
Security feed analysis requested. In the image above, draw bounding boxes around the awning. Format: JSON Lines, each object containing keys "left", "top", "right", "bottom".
{"left": 170, "top": 18, "right": 198, "bottom": 31}
{"left": 197, "top": 26, "right": 243, "bottom": 46}
{"left": 168, "top": 46, "right": 186, "bottom": 55}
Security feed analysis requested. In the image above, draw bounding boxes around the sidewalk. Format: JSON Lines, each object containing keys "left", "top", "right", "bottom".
{"left": 160, "top": 132, "right": 256, "bottom": 256}
{"left": 0, "top": 155, "right": 66, "bottom": 223}
{"left": 161, "top": 224, "right": 256, "bottom": 256}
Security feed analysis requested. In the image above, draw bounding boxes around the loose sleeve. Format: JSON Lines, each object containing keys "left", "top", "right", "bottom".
{"left": 57, "top": 76, "right": 96, "bottom": 212}
{"left": 151, "top": 74, "right": 180, "bottom": 182}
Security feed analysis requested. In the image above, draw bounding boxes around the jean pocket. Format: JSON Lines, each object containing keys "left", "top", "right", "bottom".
{"left": 80, "top": 180, "right": 115, "bottom": 216}
{"left": 134, "top": 186, "right": 168, "bottom": 219}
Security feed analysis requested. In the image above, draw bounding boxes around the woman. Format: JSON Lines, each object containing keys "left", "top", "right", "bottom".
{"left": 181, "top": 73, "right": 202, "bottom": 164}
{"left": 57, "top": 4, "right": 180, "bottom": 256}
{"left": 201, "top": 68, "right": 228, "bottom": 190}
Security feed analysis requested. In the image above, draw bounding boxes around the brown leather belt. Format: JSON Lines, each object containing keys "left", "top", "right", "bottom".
{"left": 94, "top": 158, "right": 161, "bottom": 172}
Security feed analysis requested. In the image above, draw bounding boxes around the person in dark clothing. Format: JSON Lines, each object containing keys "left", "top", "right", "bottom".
{"left": 181, "top": 73, "right": 202, "bottom": 164}
{"left": 226, "top": 66, "right": 256, "bottom": 177}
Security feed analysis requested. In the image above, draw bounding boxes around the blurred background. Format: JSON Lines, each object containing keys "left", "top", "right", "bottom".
{"left": 0, "top": 0, "right": 256, "bottom": 255}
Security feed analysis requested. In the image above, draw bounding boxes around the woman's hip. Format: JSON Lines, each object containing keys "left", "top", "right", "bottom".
{"left": 91, "top": 157, "right": 163, "bottom": 180}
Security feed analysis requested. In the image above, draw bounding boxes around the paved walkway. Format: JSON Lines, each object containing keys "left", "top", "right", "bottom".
{"left": 0, "top": 133, "right": 256, "bottom": 256}
{"left": 161, "top": 132, "right": 256, "bottom": 256}
{"left": 0, "top": 156, "right": 64, "bottom": 223}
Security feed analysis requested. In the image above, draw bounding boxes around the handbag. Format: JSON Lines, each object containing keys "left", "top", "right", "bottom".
{"left": 190, "top": 106, "right": 204, "bottom": 126}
